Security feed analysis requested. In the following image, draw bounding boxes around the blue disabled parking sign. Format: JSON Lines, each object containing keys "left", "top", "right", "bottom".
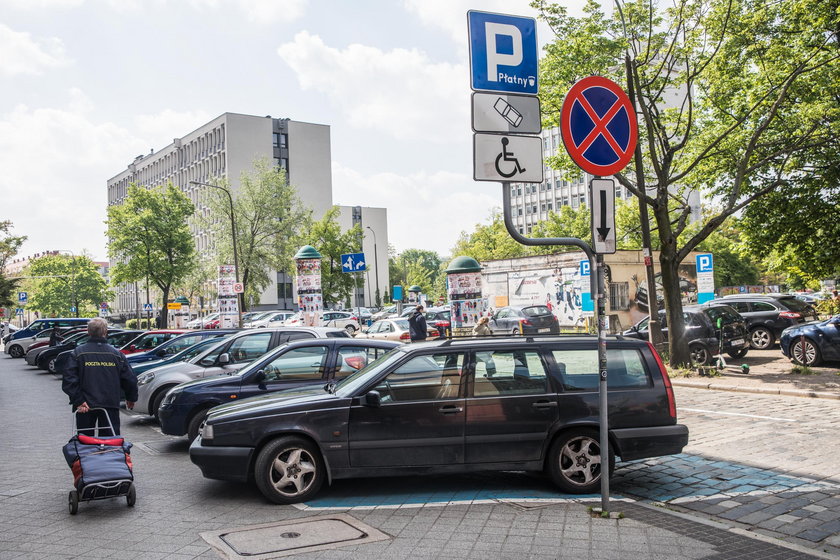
{"left": 468, "top": 11, "right": 538, "bottom": 95}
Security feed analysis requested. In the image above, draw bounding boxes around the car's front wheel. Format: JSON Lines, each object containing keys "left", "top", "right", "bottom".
{"left": 8, "top": 345, "right": 24, "bottom": 358}
{"left": 547, "top": 430, "right": 614, "bottom": 494}
{"left": 187, "top": 409, "right": 209, "bottom": 442}
{"left": 345, "top": 324, "right": 356, "bottom": 335}
{"left": 791, "top": 338, "right": 821, "bottom": 367}
{"left": 749, "top": 327, "right": 775, "bottom": 350}
{"left": 689, "top": 343, "right": 711, "bottom": 366}
{"left": 254, "top": 436, "right": 325, "bottom": 504}
{"left": 728, "top": 348, "right": 748, "bottom": 359}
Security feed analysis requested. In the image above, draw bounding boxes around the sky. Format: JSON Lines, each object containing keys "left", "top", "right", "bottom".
{"left": 1, "top": 0, "right": 588, "bottom": 262}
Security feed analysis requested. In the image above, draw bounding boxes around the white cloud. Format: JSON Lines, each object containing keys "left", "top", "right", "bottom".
{"left": 0, "top": 23, "right": 72, "bottom": 76}
{"left": 0, "top": 94, "right": 213, "bottom": 260}
{"left": 278, "top": 31, "right": 469, "bottom": 142}
{"left": 332, "top": 162, "right": 498, "bottom": 257}
{"left": 133, "top": 109, "right": 214, "bottom": 151}
{"left": 186, "top": 0, "right": 307, "bottom": 23}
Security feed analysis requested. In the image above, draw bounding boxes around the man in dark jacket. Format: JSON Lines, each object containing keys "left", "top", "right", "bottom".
{"left": 62, "top": 318, "right": 137, "bottom": 436}
{"left": 407, "top": 305, "right": 427, "bottom": 343}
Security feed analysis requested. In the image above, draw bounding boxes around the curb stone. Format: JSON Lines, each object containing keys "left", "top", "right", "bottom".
{"left": 672, "top": 379, "right": 840, "bottom": 400}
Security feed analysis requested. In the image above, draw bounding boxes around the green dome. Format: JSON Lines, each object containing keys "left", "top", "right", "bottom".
{"left": 445, "top": 256, "right": 482, "bottom": 273}
{"left": 408, "top": 285, "right": 422, "bottom": 292}
{"left": 174, "top": 296, "right": 190, "bottom": 305}
{"left": 294, "top": 245, "right": 322, "bottom": 260}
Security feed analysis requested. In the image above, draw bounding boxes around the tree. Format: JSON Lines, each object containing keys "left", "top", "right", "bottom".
{"left": 107, "top": 182, "right": 196, "bottom": 328}
{"left": 0, "top": 221, "right": 26, "bottom": 309}
{"left": 450, "top": 210, "right": 532, "bottom": 261}
{"left": 531, "top": 204, "right": 591, "bottom": 253}
{"left": 534, "top": 0, "right": 838, "bottom": 365}
{"left": 24, "top": 254, "right": 109, "bottom": 317}
{"left": 301, "top": 207, "right": 363, "bottom": 308}
{"left": 388, "top": 248, "right": 445, "bottom": 301}
{"left": 201, "top": 159, "right": 310, "bottom": 310}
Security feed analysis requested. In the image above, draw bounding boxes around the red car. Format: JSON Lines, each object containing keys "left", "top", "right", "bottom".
{"left": 120, "top": 330, "right": 187, "bottom": 354}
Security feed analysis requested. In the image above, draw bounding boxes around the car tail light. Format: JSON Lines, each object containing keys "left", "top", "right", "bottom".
{"left": 399, "top": 332, "right": 410, "bottom": 341}
{"left": 350, "top": 316, "right": 358, "bottom": 322}
{"left": 429, "top": 328, "right": 440, "bottom": 337}
{"left": 520, "top": 319, "right": 532, "bottom": 326}
{"left": 434, "top": 320, "right": 450, "bottom": 328}
{"left": 779, "top": 311, "right": 801, "bottom": 319}
{"left": 648, "top": 342, "right": 677, "bottom": 419}
{"left": 344, "top": 356, "right": 367, "bottom": 370}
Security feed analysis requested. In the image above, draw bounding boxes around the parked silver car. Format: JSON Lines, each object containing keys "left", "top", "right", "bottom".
{"left": 134, "top": 327, "right": 349, "bottom": 419}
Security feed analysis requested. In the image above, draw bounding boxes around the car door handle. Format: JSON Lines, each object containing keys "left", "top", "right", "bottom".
{"left": 532, "top": 401, "right": 558, "bottom": 409}
{"left": 438, "top": 405, "right": 463, "bottom": 414}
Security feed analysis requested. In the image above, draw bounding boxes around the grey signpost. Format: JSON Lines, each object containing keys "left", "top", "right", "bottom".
{"left": 469, "top": 10, "right": 640, "bottom": 514}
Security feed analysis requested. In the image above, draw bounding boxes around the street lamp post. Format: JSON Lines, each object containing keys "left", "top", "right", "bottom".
{"left": 365, "top": 226, "right": 380, "bottom": 307}
{"left": 190, "top": 181, "right": 242, "bottom": 328}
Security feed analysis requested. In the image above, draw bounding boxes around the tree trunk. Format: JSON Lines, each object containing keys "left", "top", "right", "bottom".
{"left": 652, "top": 203, "right": 690, "bottom": 367}
{"left": 159, "top": 285, "right": 170, "bottom": 329}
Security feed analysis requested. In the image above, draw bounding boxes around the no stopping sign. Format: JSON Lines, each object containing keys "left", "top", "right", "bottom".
{"left": 560, "top": 76, "right": 637, "bottom": 176}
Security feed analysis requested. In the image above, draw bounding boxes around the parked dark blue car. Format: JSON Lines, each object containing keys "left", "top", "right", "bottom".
{"left": 780, "top": 315, "right": 840, "bottom": 367}
{"left": 158, "top": 338, "right": 400, "bottom": 441}
{"left": 126, "top": 330, "right": 238, "bottom": 365}
{"left": 131, "top": 335, "right": 237, "bottom": 375}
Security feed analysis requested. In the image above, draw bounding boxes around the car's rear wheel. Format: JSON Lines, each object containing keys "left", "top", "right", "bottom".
{"left": 728, "top": 348, "right": 748, "bottom": 359}
{"left": 791, "top": 338, "right": 821, "bottom": 367}
{"left": 345, "top": 324, "right": 356, "bottom": 335}
{"left": 48, "top": 357, "right": 58, "bottom": 373}
{"left": 254, "top": 436, "right": 324, "bottom": 504}
{"left": 749, "top": 327, "right": 775, "bottom": 350}
{"left": 547, "top": 429, "right": 614, "bottom": 494}
{"left": 511, "top": 328, "right": 520, "bottom": 336}
{"left": 8, "top": 345, "right": 24, "bottom": 358}
{"left": 689, "top": 343, "right": 711, "bottom": 366}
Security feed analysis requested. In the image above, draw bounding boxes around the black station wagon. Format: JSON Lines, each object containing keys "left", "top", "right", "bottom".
{"left": 190, "top": 336, "right": 688, "bottom": 504}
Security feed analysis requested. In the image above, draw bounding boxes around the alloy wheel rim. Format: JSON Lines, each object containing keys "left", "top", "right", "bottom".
{"left": 270, "top": 448, "right": 317, "bottom": 497}
{"left": 559, "top": 436, "right": 602, "bottom": 487}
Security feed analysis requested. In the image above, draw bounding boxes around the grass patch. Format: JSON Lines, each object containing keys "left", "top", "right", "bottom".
{"left": 666, "top": 365, "right": 695, "bottom": 378}
{"left": 791, "top": 365, "right": 818, "bottom": 375}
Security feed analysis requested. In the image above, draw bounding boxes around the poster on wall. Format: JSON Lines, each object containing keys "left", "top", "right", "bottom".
{"left": 296, "top": 258, "right": 323, "bottom": 326}
{"left": 217, "top": 265, "right": 239, "bottom": 328}
{"left": 447, "top": 271, "right": 486, "bottom": 328}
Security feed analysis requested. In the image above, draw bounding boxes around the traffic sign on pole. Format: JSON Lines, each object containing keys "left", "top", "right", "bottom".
{"left": 590, "top": 178, "right": 616, "bottom": 254}
{"left": 471, "top": 92, "right": 541, "bottom": 134}
{"left": 561, "top": 76, "right": 637, "bottom": 177}
{"left": 341, "top": 253, "right": 366, "bottom": 273}
{"left": 142, "top": 303, "right": 153, "bottom": 311}
{"left": 473, "top": 133, "right": 543, "bottom": 183}
{"left": 15, "top": 308, "right": 24, "bottom": 316}
{"left": 468, "top": 11, "right": 538, "bottom": 95}
{"left": 17, "top": 292, "right": 27, "bottom": 304}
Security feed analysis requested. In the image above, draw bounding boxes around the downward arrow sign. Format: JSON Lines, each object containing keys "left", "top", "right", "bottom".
{"left": 597, "top": 189, "right": 611, "bottom": 240}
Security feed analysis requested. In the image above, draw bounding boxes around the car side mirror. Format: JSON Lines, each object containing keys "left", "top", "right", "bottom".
{"left": 364, "top": 390, "right": 382, "bottom": 408}
{"left": 218, "top": 352, "right": 230, "bottom": 365}
{"left": 361, "top": 327, "right": 369, "bottom": 334}
{"left": 155, "top": 348, "right": 167, "bottom": 357}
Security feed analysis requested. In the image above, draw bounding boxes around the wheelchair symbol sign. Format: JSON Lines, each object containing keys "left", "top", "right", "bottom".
{"left": 473, "top": 133, "right": 543, "bottom": 183}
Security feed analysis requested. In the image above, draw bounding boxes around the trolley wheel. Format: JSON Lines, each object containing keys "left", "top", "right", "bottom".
{"left": 126, "top": 483, "right": 136, "bottom": 507}
{"left": 68, "top": 490, "right": 79, "bottom": 515}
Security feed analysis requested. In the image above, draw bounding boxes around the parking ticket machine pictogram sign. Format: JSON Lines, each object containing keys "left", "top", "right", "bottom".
{"left": 561, "top": 76, "right": 637, "bottom": 177}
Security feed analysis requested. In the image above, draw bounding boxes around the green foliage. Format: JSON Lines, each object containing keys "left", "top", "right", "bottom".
{"left": 534, "top": 0, "right": 839, "bottom": 366}
{"left": 816, "top": 298, "right": 840, "bottom": 317}
{"left": 790, "top": 365, "right": 817, "bottom": 376}
{"left": 200, "top": 159, "right": 311, "bottom": 310}
{"left": 125, "top": 318, "right": 157, "bottom": 329}
{"left": 24, "top": 254, "right": 109, "bottom": 316}
{"left": 107, "top": 182, "right": 196, "bottom": 328}
{"left": 0, "top": 221, "right": 26, "bottom": 308}
{"left": 389, "top": 249, "right": 445, "bottom": 300}
{"left": 449, "top": 210, "right": 531, "bottom": 261}
{"left": 694, "top": 217, "right": 761, "bottom": 288}
{"left": 301, "top": 207, "right": 363, "bottom": 307}
{"left": 531, "top": 204, "right": 591, "bottom": 253}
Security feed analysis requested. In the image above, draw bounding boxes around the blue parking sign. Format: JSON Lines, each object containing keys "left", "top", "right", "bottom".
{"left": 18, "top": 291, "right": 27, "bottom": 303}
{"left": 468, "top": 11, "right": 538, "bottom": 94}
{"left": 579, "top": 260, "right": 591, "bottom": 276}
{"left": 696, "top": 253, "right": 714, "bottom": 273}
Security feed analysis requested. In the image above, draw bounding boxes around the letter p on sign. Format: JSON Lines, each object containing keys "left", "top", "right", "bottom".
{"left": 485, "top": 23, "right": 522, "bottom": 81}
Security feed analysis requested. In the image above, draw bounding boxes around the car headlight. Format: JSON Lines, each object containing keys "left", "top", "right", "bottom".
{"left": 137, "top": 372, "right": 155, "bottom": 385}
{"left": 161, "top": 388, "right": 180, "bottom": 406}
{"left": 200, "top": 423, "right": 214, "bottom": 441}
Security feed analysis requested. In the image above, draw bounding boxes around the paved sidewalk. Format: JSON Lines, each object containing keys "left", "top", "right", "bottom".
{"left": 670, "top": 349, "right": 840, "bottom": 400}
{"left": 0, "top": 354, "right": 835, "bottom": 559}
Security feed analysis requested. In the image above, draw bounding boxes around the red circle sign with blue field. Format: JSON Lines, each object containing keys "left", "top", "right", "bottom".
{"left": 560, "top": 76, "right": 637, "bottom": 176}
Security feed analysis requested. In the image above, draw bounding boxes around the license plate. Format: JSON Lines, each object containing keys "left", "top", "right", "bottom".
{"left": 538, "top": 328, "right": 550, "bottom": 333}
{"left": 731, "top": 339, "right": 744, "bottom": 346}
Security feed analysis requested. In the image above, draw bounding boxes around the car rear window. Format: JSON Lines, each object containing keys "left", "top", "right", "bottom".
{"left": 777, "top": 297, "right": 809, "bottom": 312}
{"left": 703, "top": 305, "right": 741, "bottom": 324}
{"left": 551, "top": 349, "right": 652, "bottom": 391}
{"left": 523, "top": 306, "right": 552, "bottom": 317}
{"left": 325, "top": 330, "right": 350, "bottom": 338}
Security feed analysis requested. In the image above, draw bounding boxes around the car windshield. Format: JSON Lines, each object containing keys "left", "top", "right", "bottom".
{"left": 393, "top": 319, "right": 409, "bottom": 330}
{"left": 172, "top": 337, "right": 224, "bottom": 361}
{"left": 523, "top": 306, "right": 551, "bottom": 316}
{"left": 777, "top": 297, "right": 810, "bottom": 312}
{"left": 335, "top": 347, "right": 404, "bottom": 397}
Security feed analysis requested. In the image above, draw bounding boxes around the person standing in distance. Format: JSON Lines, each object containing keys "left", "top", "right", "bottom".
{"left": 61, "top": 318, "right": 137, "bottom": 436}
{"left": 407, "top": 305, "right": 427, "bottom": 343}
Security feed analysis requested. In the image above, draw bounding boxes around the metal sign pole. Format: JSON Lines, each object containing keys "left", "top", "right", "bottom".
{"left": 501, "top": 182, "right": 609, "bottom": 511}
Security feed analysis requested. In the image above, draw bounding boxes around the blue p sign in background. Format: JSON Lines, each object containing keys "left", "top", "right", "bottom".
{"left": 696, "top": 253, "right": 714, "bottom": 273}
{"left": 579, "top": 260, "right": 590, "bottom": 276}
{"left": 468, "top": 11, "right": 538, "bottom": 94}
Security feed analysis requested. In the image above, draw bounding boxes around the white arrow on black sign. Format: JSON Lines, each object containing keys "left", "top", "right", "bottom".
{"left": 590, "top": 178, "right": 616, "bottom": 254}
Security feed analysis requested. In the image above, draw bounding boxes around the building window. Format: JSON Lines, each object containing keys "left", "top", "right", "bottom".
{"left": 609, "top": 282, "right": 630, "bottom": 311}
{"left": 540, "top": 203, "right": 546, "bottom": 211}
{"left": 532, "top": 205, "right": 537, "bottom": 214}
{"left": 517, "top": 207, "right": 523, "bottom": 216}
{"left": 547, "top": 203, "right": 553, "bottom": 211}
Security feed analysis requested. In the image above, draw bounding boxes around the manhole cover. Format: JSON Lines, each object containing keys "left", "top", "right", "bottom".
{"left": 201, "top": 513, "right": 390, "bottom": 559}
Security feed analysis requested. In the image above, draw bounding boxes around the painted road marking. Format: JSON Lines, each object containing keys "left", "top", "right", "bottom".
{"left": 681, "top": 407, "right": 795, "bottom": 422}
